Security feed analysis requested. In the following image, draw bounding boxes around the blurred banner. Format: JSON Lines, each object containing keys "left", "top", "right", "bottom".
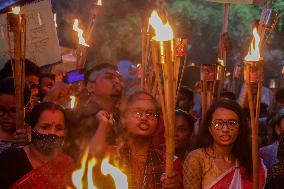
{"left": 0, "top": 0, "right": 61, "bottom": 68}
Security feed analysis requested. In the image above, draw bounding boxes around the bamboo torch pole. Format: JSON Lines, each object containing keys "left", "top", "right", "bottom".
{"left": 149, "top": 10, "right": 176, "bottom": 175}
{"left": 243, "top": 26, "right": 263, "bottom": 189}
{"left": 244, "top": 61, "right": 260, "bottom": 189}
{"left": 7, "top": 7, "right": 26, "bottom": 130}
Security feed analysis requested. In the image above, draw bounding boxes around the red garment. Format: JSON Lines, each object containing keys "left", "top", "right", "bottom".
{"left": 209, "top": 162, "right": 266, "bottom": 189}
{"left": 11, "top": 154, "right": 74, "bottom": 189}
{"left": 118, "top": 145, "right": 183, "bottom": 189}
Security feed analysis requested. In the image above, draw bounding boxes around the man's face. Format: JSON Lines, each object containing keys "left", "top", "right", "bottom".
{"left": 40, "top": 77, "right": 54, "bottom": 96}
{"left": 177, "top": 93, "right": 193, "bottom": 111}
{"left": 26, "top": 75, "right": 39, "bottom": 98}
{"left": 0, "top": 94, "right": 16, "bottom": 133}
{"left": 87, "top": 69, "right": 124, "bottom": 100}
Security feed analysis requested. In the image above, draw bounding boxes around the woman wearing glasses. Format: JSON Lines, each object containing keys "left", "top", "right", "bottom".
{"left": 183, "top": 99, "right": 266, "bottom": 189}
{"left": 90, "top": 91, "right": 183, "bottom": 188}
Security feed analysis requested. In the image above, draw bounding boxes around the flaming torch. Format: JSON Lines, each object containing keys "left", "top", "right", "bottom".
{"left": 73, "top": 19, "right": 90, "bottom": 69}
{"left": 73, "top": 0, "right": 102, "bottom": 70}
{"left": 7, "top": 6, "right": 26, "bottom": 129}
{"left": 149, "top": 10, "right": 177, "bottom": 175}
{"left": 70, "top": 96, "right": 77, "bottom": 109}
{"left": 243, "top": 26, "right": 263, "bottom": 189}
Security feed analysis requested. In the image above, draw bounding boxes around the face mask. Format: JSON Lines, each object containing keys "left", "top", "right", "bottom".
{"left": 31, "top": 130, "right": 64, "bottom": 155}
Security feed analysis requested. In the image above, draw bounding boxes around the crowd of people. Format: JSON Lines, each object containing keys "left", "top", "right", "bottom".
{"left": 0, "top": 59, "right": 284, "bottom": 189}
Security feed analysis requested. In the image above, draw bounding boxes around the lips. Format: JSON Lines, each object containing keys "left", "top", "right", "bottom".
{"left": 219, "top": 135, "right": 231, "bottom": 141}
{"left": 137, "top": 123, "right": 150, "bottom": 131}
{"left": 0, "top": 121, "right": 15, "bottom": 130}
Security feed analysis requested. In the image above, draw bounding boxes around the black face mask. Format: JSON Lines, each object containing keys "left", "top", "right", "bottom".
{"left": 31, "top": 130, "right": 64, "bottom": 155}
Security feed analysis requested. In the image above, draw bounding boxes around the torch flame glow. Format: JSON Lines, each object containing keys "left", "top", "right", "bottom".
{"left": 71, "top": 149, "right": 128, "bottom": 189}
{"left": 218, "top": 58, "right": 224, "bottom": 66}
{"left": 244, "top": 27, "right": 261, "bottom": 61}
{"left": 54, "top": 13, "right": 57, "bottom": 28}
{"left": 11, "top": 6, "right": 20, "bottom": 14}
{"left": 73, "top": 19, "right": 90, "bottom": 47}
{"left": 97, "top": 0, "right": 102, "bottom": 6}
{"left": 101, "top": 158, "right": 128, "bottom": 189}
{"left": 72, "top": 148, "right": 89, "bottom": 189}
{"left": 70, "top": 96, "right": 76, "bottom": 109}
{"left": 87, "top": 158, "right": 98, "bottom": 189}
{"left": 149, "top": 10, "right": 173, "bottom": 41}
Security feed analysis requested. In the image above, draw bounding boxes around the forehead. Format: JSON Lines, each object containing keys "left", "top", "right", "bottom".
{"left": 176, "top": 115, "right": 190, "bottom": 125}
{"left": 89, "top": 68, "right": 121, "bottom": 81}
{"left": 0, "top": 94, "right": 16, "bottom": 107}
{"left": 212, "top": 107, "right": 239, "bottom": 120}
{"left": 41, "top": 77, "right": 54, "bottom": 82}
{"left": 38, "top": 109, "right": 65, "bottom": 123}
{"left": 26, "top": 75, "right": 39, "bottom": 84}
{"left": 128, "top": 99, "right": 156, "bottom": 110}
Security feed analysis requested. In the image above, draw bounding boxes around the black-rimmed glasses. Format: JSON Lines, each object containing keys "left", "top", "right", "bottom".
{"left": 211, "top": 119, "right": 240, "bottom": 130}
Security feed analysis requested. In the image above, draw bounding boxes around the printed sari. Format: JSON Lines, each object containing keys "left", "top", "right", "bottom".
{"left": 10, "top": 154, "right": 74, "bottom": 189}
{"left": 183, "top": 148, "right": 267, "bottom": 189}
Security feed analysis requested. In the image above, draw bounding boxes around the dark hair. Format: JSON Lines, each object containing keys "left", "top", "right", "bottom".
{"left": 199, "top": 99, "right": 252, "bottom": 178}
{"left": 175, "top": 109, "right": 195, "bottom": 132}
{"left": 179, "top": 86, "right": 194, "bottom": 101}
{"left": 220, "top": 91, "right": 237, "bottom": 101}
{"left": 275, "top": 87, "right": 284, "bottom": 106}
{"left": 40, "top": 73, "right": 55, "bottom": 82}
{"left": 0, "top": 77, "right": 31, "bottom": 106}
{"left": 278, "top": 133, "right": 284, "bottom": 162}
{"left": 0, "top": 59, "right": 40, "bottom": 80}
{"left": 84, "top": 63, "right": 118, "bottom": 83}
{"left": 26, "top": 102, "right": 66, "bottom": 128}
{"left": 269, "top": 109, "right": 284, "bottom": 141}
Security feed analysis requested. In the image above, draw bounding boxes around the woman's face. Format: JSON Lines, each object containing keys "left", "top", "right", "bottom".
{"left": 34, "top": 109, "right": 65, "bottom": 136}
{"left": 209, "top": 107, "right": 240, "bottom": 147}
{"left": 0, "top": 94, "right": 16, "bottom": 133}
{"left": 125, "top": 97, "right": 158, "bottom": 137}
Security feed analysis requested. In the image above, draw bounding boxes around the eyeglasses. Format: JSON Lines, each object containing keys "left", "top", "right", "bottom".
{"left": 0, "top": 108, "right": 16, "bottom": 118}
{"left": 129, "top": 110, "right": 159, "bottom": 120}
{"left": 28, "top": 83, "right": 40, "bottom": 89}
{"left": 211, "top": 119, "right": 240, "bottom": 130}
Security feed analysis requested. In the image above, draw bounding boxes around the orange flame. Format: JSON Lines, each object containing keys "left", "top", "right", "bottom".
{"left": 149, "top": 10, "right": 173, "bottom": 41}
{"left": 11, "top": 6, "right": 20, "bottom": 14}
{"left": 87, "top": 158, "right": 98, "bottom": 189}
{"left": 245, "top": 27, "right": 261, "bottom": 61}
{"left": 101, "top": 158, "right": 128, "bottom": 189}
{"left": 70, "top": 96, "right": 76, "bottom": 109}
{"left": 73, "top": 19, "right": 90, "bottom": 47}
{"left": 72, "top": 148, "right": 89, "bottom": 189}
{"left": 70, "top": 149, "right": 128, "bottom": 189}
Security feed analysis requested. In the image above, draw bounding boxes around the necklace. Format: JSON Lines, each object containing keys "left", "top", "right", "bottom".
{"left": 207, "top": 146, "right": 234, "bottom": 161}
